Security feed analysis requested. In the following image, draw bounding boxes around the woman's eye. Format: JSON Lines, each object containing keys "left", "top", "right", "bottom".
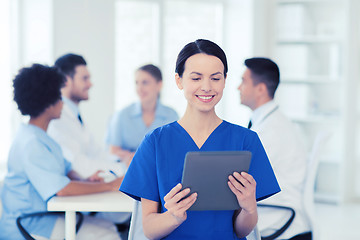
{"left": 212, "top": 78, "right": 220, "bottom": 81}
{"left": 192, "top": 78, "right": 201, "bottom": 81}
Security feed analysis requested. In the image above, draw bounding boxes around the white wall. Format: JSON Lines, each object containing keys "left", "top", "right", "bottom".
{"left": 252, "top": 0, "right": 360, "bottom": 203}
{"left": 220, "top": 0, "right": 253, "bottom": 126}
{"left": 0, "top": 0, "right": 12, "bottom": 179}
{"left": 53, "top": 0, "right": 116, "bottom": 142}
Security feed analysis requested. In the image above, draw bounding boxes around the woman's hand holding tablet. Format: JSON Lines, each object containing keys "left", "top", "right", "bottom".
{"left": 164, "top": 183, "right": 198, "bottom": 224}
{"left": 228, "top": 172, "right": 257, "bottom": 214}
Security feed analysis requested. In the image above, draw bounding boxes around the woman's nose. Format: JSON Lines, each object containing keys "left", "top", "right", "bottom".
{"left": 201, "top": 79, "right": 211, "bottom": 92}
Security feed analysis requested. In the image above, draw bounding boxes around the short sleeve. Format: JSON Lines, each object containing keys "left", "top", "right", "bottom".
{"left": 120, "top": 133, "right": 159, "bottom": 202}
{"left": 106, "top": 111, "right": 123, "bottom": 146}
{"left": 24, "top": 140, "right": 71, "bottom": 201}
{"left": 245, "top": 131, "right": 281, "bottom": 201}
{"left": 64, "top": 158, "right": 72, "bottom": 175}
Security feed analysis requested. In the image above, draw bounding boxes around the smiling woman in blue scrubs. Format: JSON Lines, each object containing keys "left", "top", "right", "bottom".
{"left": 120, "top": 39, "right": 280, "bottom": 240}
{"left": 0, "top": 64, "right": 123, "bottom": 240}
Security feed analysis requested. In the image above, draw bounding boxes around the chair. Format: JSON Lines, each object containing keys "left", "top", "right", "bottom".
{"left": 0, "top": 182, "right": 3, "bottom": 218}
{"left": 16, "top": 211, "right": 84, "bottom": 240}
{"left": 128, "top": 200, "right": 148, "bottom": 240}
{"left": 257, "top": 204, "right": 296, "bottom": 240}
{"left": 247, "top": 225, "right": 261, "bottom": 240}
{"left": 302, "top": 131, "right": 331, "bottom": 240}
{"left": 127, "top": 201, "right": 137, "bottom": 240}
{"left": 257, "top": 131, "right": 330, "bottom": 240}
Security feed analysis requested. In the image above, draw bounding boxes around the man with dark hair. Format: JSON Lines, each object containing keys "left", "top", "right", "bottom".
{"left": 55, "top": 53, "right": 87, "bottom": 79}
{"left": 48, "top": 53, "right": 124, "bottom": 179}
{"left": 0, "top": 64, "right": 122, "bottom": 240}
{"left": 238, "top": 57, "right": 311, "bottom": 240}
{"left": 48, "top": 53, "right": 130, "bottom": 231}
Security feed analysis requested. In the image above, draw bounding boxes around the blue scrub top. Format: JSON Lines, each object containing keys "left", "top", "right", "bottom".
{"left": 106, "top": 102, "right": 179, "bottom": 152}
{"left": 120, "top": 121, "right": 280, "bottom": 240}
{"left": 0, "top": 124, "right": 72, "bottom": 240}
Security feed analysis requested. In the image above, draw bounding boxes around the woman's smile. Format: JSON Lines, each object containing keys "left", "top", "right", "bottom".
{"left": 196, "top": 94, "right": 215, "bottom": 102}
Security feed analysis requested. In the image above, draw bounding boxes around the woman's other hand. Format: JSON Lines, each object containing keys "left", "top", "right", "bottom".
{"left": 228, "top": 172, "right": 257, "bottom": 214}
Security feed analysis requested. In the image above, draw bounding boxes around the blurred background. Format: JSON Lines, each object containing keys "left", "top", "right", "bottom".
{"left": 0, "top": 0, "right": 359, "bottom": 239}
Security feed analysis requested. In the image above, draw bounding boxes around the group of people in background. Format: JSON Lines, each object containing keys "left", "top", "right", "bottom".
{"left": 0, "top": 39, "right": 311, "bottom": 240}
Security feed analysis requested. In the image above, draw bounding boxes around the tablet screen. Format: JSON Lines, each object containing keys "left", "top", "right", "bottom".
{"left": 181, "top": 151, "right": 252, "bottom": 211}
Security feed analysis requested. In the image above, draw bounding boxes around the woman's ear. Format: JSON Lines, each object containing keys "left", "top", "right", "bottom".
{"left": 175, "top": 73, "right": 183, "bottom": 90}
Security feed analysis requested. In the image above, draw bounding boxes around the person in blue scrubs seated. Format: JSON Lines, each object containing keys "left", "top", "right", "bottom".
{"left": 120, "top": 39, "right": 281, "bottom": 240}
{"left": 106, "top": 64, "right": 178, "bottom": 166}
{"left": 0, "top": 64, "right": 123, "bottom": 240}
{"left": 107, "top": 64, "right": 178, "bottom": 239}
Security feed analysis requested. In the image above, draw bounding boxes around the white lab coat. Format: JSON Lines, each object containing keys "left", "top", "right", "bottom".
{"left": 48, "top": 100, "right": 125, "bottom": 179}
{"left": 250, "top": 101, "right": 310, "bottom": 239}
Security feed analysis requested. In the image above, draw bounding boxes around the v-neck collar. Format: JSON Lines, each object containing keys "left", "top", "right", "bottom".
{"left": 174, "top": 120, "right": 227, "bottom": 150}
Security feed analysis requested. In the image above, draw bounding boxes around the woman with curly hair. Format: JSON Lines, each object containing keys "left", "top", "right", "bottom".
{"left": 0, "top": 64, "right": 123, "bottom": 240}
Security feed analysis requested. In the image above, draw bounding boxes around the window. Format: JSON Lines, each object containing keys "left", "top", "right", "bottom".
{"left": 0, "top": 0, "right": 53, "bottom": 180}
{"left": 162, "top": 0, "right": 223, "bottom": 116}
{"left": 115, "top": 1, "right": 160, "bottom": 109}
{"left": 115, "top": 0, "right": 253, "bottom": 124}
{"left": 0, "top": 0, "right": 13, "bottom": 179}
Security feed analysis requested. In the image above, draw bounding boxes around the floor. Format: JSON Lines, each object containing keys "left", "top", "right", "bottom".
{"left": 314, "top": 202, "right": 360, "bottom": 240}
{"left": 0, "top": 200, "right": 359, "bottom": 239}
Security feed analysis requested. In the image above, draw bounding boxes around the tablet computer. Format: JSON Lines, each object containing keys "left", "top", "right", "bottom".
{"left": 181, "top": 151, "right": 252, "bottom": 211}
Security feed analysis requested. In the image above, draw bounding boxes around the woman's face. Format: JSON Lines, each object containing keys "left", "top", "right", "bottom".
{"left": 135, "top": 70, "right": 162, "bottom": 104}
{"left": 176, "top": 53, "right": 226, "bottom": 113}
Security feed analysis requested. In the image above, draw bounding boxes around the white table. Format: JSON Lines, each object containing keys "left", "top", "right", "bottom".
{"left": 47, "top": 191, "right": 134, "bottom": 240}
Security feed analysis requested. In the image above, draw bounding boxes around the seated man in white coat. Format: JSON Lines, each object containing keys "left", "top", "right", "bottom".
{"left": 48, "top": 53, "right": 124, "bottom": 179}
{"left": 48, "top": 53, "right": 130, "bottom": 228}
{"left": 238, "top": 58, "right": 311, "bottom": 240}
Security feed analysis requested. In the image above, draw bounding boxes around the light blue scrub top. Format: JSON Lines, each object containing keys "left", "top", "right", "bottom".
{"left": 0, "top": 124, "right": 72, "bottom": 240}
{"left": 120, "top": 121, "right": 280, "bottom": 240}
{"left": 106, "top": 102, "right": 179, "bottom": 152}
